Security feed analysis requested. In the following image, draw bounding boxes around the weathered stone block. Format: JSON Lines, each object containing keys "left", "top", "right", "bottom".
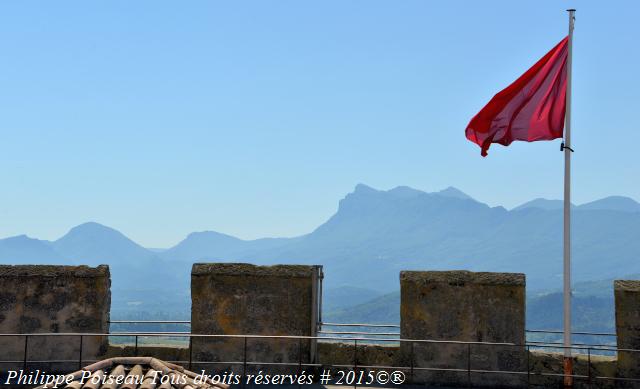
{"left": 191, "top": 263, "right": 319, "bottom": 374}
{"left": 0, "top": 265, "right": 110, "bottom": 372}
{"left": 615, "top": 280, "right": 640, "bottom": 383}
{"left": 529, "top": 351, "right": 616, "bottom": 389}
{"left": 400, "top": 270, "right": 526, "bottom": 388}
{"left": 316, "top": 342, "right": 400, "bottom": 384}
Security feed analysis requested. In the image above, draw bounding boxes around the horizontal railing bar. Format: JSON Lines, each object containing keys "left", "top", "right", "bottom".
{"left": 104, "top": 320, "right": 618, "bottom": 339}
{"left": 320, "top": 322, "right": 400, "bottom": 328}
{"left": 526, "top": 329, "right": 616, "bottom": 337}
{"left": 527, "top": 340, "right": 617, "bottom": 348}
{"left": 0, "top": 333, "right": 508, "bottom": 345}
{"left": 0, "top": 332, "right": 637, "bottom": 353}
{"left": 109, "top": 333, "right": 621, "bottom": 349}
{"left": 110, "top": 331, "right": 192, "bottom": 335}
{"left": 108, "top": 320, "right": 191, "bottom": 324}
{"left": 106, "top": 321, "right": 616, "bottom": 338}
{"left": 591, "top": 375, "right": 640, "bottom": 382}
{"left": 318, "top": 330, "right": 400, "bottom": 336}
{"left": 320, "top": 323, "right": 616, "bottom": 338}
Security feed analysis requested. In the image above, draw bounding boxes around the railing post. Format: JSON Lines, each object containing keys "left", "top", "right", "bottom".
{"left": 587, "top": 348, "right": 591, "bottom": 388}
{"left": 188, "top": 335, "right": 193, "bottom": 370}
{"left": 78, "top": 335, "right": 83, "bottom": 369}
{"left": 353, "top": 339, "right": 358, "bottom": 389}
{"left": 242, "top": 336, "right": 247, "bottom": 388}
{"left": 134, "top": 335, "right": 138, "bottom": 356}
{"left": 526, "top": 345, "right": 530, "bottom": 388}
{"left": 23, "top": 335, "right": 28, "bottom": 370}
{"left": 298, "top": 337, "right": 303, "bottom": 376}
{"left": 410, "top": 340, "right": 415, "bottom": 384}
{"left": 467, "top": 343, "right": 471, "bottom": 388}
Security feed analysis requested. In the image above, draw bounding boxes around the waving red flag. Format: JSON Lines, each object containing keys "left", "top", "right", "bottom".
{"left": 466, "top": 37, "right": 569, "bottom": 156}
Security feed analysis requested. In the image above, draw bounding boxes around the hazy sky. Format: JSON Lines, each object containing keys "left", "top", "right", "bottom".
{"left": 2, "top": 0, "right": 639, "bottom": 247}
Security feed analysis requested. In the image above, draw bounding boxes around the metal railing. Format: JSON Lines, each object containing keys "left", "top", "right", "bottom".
{"left": 107, "top": 320, "right": 191, "bottom": 341}
{"left": 109, "top": 320, "right": 191, "bottom": 324}
{"left": 319, "top": 323, "right": 400, "bottom": 337}
{"left": 0, "top": 332, "right": 639, "bottom": 387}
{"left": 318, "top": 323, "right": 619, "bottom": 350}
{"left": 526, "top": 329, "right": 616, "bottom": 337}
{"left": 107, "top": 320, "right": 620, "bottom": 351}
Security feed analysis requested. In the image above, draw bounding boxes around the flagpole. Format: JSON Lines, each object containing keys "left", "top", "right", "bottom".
{"left": 563, "top": 8, "right": 576, "bottom": 388}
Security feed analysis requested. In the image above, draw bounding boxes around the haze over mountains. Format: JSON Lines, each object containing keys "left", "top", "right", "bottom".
{"left": 1, "top": 184, "right": 639, "bottom": 324}
{"left": 513, "top": 195, "right": 640, "bottom": 212}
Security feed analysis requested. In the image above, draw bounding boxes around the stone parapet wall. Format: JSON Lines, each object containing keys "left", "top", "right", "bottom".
{"left": 400, "top": 270, "right": 526, "bottom": 387}
{"left": 528, "top": 351, "right": 617, "bottom": 389}
{"left": 0, "top": 262, "right": 638, "bottom": 388}
{"left": 0, "top": 265, "right": 110, "bottom": 372}
{"left": 190, "top": 263, "right": 319, "bottom": 374}
{"left": 318, "top": 342, "right": 621, "bottom": 389}
{"left": 316, "top": 343, "right": 618, "bottom": 389}
{"left": 615, "top": 279, "right": 640, "bottom": 386}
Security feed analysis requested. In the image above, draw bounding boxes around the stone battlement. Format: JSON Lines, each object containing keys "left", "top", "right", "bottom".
{"left": 0, "top": 263, "right": 638, "bottom": 388}
{"left": 192, "top": 263, "right": 316, "bottom": 277}
{"left": 0, "top": 264, "right": 109, "bottom": 278}
{"left": 400, "top": 270, "right": 525, "bottom": 286}
{"left": 0, "top": 264, "right": 111, "bottom": 373}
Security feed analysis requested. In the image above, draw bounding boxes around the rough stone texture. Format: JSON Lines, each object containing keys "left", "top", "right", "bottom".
{"left": 0, "top": 265, "right": 110, "bottom": 372}
{"left": 400, "top": 270, "right": 526, "bottom": 388}
{"left": 0, "top": 341, "right": 621, "bottom": 389}
{"left": 316, "top": 343, "right": 618, "bottom": 388}
{"left": 316, "top": 342, "right": 399, "bottom": 384}
{"left": 528, "top": 351, "right": 617, "bottom": 389}
{"left": 317, "top": 341, "right": 398, "bottom": 367}
{"left": 615, "top": 280, "right": 640, "bottom": 385}
{"left": 191, "top": 263, "right": 317, "bottom": 374}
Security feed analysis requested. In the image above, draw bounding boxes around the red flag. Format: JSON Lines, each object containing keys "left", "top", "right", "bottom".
{"left": 466, "top": 37, "right": 569, "bottom": 156}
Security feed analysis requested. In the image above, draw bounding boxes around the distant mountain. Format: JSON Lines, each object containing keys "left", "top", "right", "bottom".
{"left": 579, "top": 196, "right": 640, "bottom": 213}
{"left": 0, "top": 235, "right": 65, "bottom": 263}
{"left": 322, "top": 286, "right": 385, "bottom": 311}
{"left": 160, "top": 230, "right": 292, "bottom": 262}
{"left": 52, "top": 222, "right": 154, "bottom": 263}
{"left": 324, "top": 290, "right": 400, "bottom": 324}
{"left": 161, "top": 231, "right": 245, "bottom": 261}
{"left": 261, "top": 184, "right": 508, "bottom": 291}
{"left": 513, "top": 198, "right": 571, "bottom": 211}
{"left": 232, "top": 185, "right": 640, "bottom": 291}
{"left": 436, "top": 186, "right": 475, "bottom": 201}
{"left": 513, "top": 195, "right": 640, "bottom": 213}
{"left": 0, "top": 223, "right": 188, "bottom": 305}
{"left": 2, "top": 184, "right": 640, "bottom": 323}
{"left": 385, "top": 185, "right": 424, "bottom": 199}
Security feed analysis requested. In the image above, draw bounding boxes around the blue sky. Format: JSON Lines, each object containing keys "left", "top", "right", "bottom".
{"left": 1, "top": 1, "right": 639, "bottom": 247}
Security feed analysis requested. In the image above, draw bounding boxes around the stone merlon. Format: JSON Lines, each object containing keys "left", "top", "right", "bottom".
{"left": 400, "top": 270, "right": 525, "bottom": 286}
{"left": 614, "top": 279, "right": 640, "bottom": 292}
{"left": 0, "top": 264, "right": 111, "bottom": 373}
{"left": 0, "top": 264, "right": 109, "bottom": 278}
{"left": 191, "top": 262, "right": 316, "bottom": 278}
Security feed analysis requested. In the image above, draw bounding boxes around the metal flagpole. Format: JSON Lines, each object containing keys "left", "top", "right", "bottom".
{"left": 563, "top": 8, "right": 576, "bottom": 388}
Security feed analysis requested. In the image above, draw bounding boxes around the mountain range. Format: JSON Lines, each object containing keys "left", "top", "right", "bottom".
{"left": 1, "top": 184, "right": 639, "bottom": 325}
